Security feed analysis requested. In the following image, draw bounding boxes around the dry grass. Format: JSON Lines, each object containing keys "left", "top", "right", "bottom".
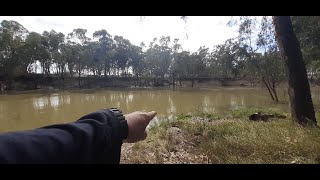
{"left": 120, "top": 108, "right": 320, "bottom": 164}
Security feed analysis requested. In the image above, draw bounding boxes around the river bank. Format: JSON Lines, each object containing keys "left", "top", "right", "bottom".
{"left": 0, "top": 74, "right": 266, "bottom": 92}
{"left": 120, "top": 108, "right": 320, "bottom": 164}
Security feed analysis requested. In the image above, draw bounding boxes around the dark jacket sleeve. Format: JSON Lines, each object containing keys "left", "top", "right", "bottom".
{"left": 0, "top": 109, "right": 128, "bottom": 164}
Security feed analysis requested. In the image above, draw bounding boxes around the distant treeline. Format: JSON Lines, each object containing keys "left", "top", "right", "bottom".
{"left": 0, "top": 17, "right": 318, "bottom": 92}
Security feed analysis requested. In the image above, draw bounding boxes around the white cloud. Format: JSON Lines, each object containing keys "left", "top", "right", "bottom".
{"left": 0, "top": 16, "right": 239, "bottom": 52}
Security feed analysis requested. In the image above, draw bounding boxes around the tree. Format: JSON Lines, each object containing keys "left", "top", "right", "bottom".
{"left": 158, "top": 36, "right": 172, "bottom": 79}
{"left": 256, "top": 16, "right": 285, "bottom": 102}
{"left": 144, "top": 38, "right": 158, "bottom": 78}
{"left": 195, "top": 46, "right": 210, "bottom": 78}
{"left": 189, "top": 52, "right": 198, "bottom": 87}
{"left": 291, "top": 16, "right": 320, "bottom": 82}
{"left": 0, "top": 20, "right": 28, "bottom": 77}
{"left": 227, "top": 17, "right": 259, "bottom": 85}
{"left": 42, "top": 30, "right": 65, "bottom": 75}
{"left": 23, "top": 32, "right": 46, "bottom": 74}
{"left": 83, "top": 41, "right": 103, "bottom": 76}
{"left": 257, "top": 50, "right": 285, "bottom": 102}
{"left": 62, "top": 41, "right": 77, "bottom": 77}
{"left": 143, "top": 36, "right": 172, "bottom": 86}
{"left": 82, "top": 41, "right": 100, "bottom": 76}
{"left": 93, "top": 29, "right": 114, "bottom": 76}
{"left": 170, "top": 38, "right": 182, "bottom": 87}
{"left": 210, "top": 39, "right": 246, "bottom": 80}
{"left": 68, "top": 28, "right": 90, "bottom": 88}
{"left": 113, "top": 35, "right": 132, "bottom": 76}
{"left": 129, "top": 44, "right": 145, "bottom": 86}
{"left": 172, "top": 50, "right": 191, "bottom": 85}
{"left": 272, "top": 16, "right": 317, "bottom": 126}
{"left": 236, "top": 16, "right": 257, "bottom": 57}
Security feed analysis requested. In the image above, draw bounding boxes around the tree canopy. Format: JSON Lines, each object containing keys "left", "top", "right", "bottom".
{"left": 0, "top": 17, "right": 317, "bottom": 91}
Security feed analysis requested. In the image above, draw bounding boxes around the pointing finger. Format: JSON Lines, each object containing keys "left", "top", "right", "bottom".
{"left": 146, "top": 111, "right": 157, "bottom": 121}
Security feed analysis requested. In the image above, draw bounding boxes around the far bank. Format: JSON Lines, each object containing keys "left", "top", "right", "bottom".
{"left": 0, "top": 74, "right": 293, "bottom": 92}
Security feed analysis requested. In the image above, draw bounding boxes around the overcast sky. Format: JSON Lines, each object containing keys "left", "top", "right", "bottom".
{"left": 0, "top": 16, "right": 239, "bottom": 52}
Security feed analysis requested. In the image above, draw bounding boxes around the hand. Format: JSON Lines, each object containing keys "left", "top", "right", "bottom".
{"left": 124, "top": 111, "right": 157, "bottom": 143}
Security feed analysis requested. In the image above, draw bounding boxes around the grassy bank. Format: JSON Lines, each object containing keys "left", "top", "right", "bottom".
{"left": 120, "top": 108, "right": 320, "bottom": 164}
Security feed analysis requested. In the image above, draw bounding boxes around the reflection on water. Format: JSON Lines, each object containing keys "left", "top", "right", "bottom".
{"left": 1, "top": 87, "right": 320, "bottom": 132}
{"left": 33, "top": 95, "right": 61, "bottom": 110}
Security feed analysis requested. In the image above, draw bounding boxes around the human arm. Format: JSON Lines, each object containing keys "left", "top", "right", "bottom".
{"left": 0, "top": 109, "right": 128, "bottom": 164}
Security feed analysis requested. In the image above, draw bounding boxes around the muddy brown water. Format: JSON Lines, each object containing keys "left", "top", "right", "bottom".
{"left": 1, "top": 87, "right": 320, "bottom": 132}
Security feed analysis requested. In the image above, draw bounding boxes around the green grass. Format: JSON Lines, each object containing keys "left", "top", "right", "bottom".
{"left": 200, "top": 119, "right": 320, "bottom": 163}
{"left": 177, "top": 113, "right": 192, "bottom": 120}
{"left": 195, "top": 112, "right": 221, "bottom": 120}
{"left": 122, "top": 108, "right": 320, "bottom": 164}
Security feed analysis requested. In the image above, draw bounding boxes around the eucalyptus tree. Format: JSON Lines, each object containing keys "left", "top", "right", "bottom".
{"left": 273, "top": 16, "right": 316, "bottom": 126}
{"left": 67, "top": 28, "right": 91, "bottom": 87}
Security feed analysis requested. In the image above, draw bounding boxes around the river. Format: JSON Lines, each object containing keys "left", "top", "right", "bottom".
{"left": 1, "top": 87, "right": 320, "bottom": 132}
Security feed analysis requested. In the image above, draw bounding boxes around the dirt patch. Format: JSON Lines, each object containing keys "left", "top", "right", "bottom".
{"left": 120, "top": 126, "right": 211, "bottom": 164}
{"left": 120, "top": 119, "right": 239, "bottom": 164}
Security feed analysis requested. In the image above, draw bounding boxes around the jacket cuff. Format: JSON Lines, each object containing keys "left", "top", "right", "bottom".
{"left": 105, "top": 109, "right": 128, "bottom": 141}
{"left": 119, "top": 120, "right": 128, "bottom": 140}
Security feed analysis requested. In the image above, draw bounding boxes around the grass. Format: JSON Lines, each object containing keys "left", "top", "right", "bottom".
{"left": 201, "top": 120, "right": 320, "bottom": 163}
{"left": 120, "top": 108, "right": 320, "bottom": 164}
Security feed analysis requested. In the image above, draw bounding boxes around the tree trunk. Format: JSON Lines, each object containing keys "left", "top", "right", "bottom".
{"left": 172, "top": 74, "right": 175, "bottom": 89}
{"left": 135, "top": 73, "right": 138, "bottom": 87}
{"left": 7, "top": 79, "right": 12, "bottom": 90}
{"left": 262, "top": 77, "right": 275, "bottom": 101}
{"left": 69, "top": 66, "right": 73, "bottom": 77}
{"left": 33, "top": 73, "right": 38, "bottom": 89}
{"left": 104, "top": 61, "right": 107, "bottom": 77}
{"left": 271, "top": 86, "right": 279, "bottom": 102}
{"left": 191, "top": 76, "right": 194, "bottom": 88}
{"left": 272, "top": 16, "right": 316, "bottom": 126}
{"left": 62, "top": 74, "right": 65, "bottom": 91}
{"left": 271, "top": 79, "right": 279, "bottom": 102}
{"left": 61, "top": 68, "right": 65, "bottom": 91}
{"left": 78, "top": 57, "right": 81, "bottom": 88}
{"left": 58, "top": 75, "right": 61, "bottom": 90}
{"left": 78, "top": 70, "right": 81, "bottom": 88}
{"left": 0, "top": 82, "right": 3, "bottom": 93}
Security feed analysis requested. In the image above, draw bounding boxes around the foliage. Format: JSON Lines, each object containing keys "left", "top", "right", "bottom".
{"left": 0, "top": 17, "right": 317, "bottom": 93}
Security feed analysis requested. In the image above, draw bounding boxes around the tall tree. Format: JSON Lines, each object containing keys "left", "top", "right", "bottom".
{"left": 172, "top": 50, "right": 191, "bottom": 85}
{"left": 42, "top": 30, "right": 65, "bottom": 76}
{"left": 93, "top": 29, "right": 114, "bottom": 76}
{"left": 129, "top": 44, "right": 145, "bottom": 86}
{"left": 113, "top": 35, "right": 132, "bottom": 76}
{"left": 195, "top": 46, "right": 210, "bottom": 78}
{"left": 158, "top": 36, "right": 172, "bottom": 79}
{"left": 82, "top": 41, "right": 100, "bottom": 76}
{"left": 0, "top": 20, "right": 28, "bottom": 77}
{"left": 272, "top": 16, "right": 316, "bottom": 126}
{"left": 210, "top": 39, "right": 246, "bottom": 79}
{"left": 291, "top": 16, "right": 320, "bottom": 81}
{"left": 257, "top": 16, "right": 285, "bottom": 102}
{"left": 170, "top": 38, "right": 182, "bottom": 87}
{"left": 257, "top": 50, "right": 285, "bottom": 102}
{"left": 23, "top": 32, "right": 46, "bottom": 74}
{"left": 68, "top": 28, "right": 90, "bottom": 88}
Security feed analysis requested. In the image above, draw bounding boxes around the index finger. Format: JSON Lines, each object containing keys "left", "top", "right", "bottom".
{"left": 146, "top": 111, "right": 157, "bottom": 121}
